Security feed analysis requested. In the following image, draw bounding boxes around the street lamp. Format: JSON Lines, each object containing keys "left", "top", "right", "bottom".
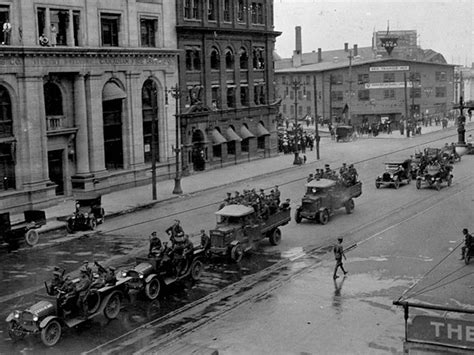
{"left": 166, "top": 85, "right": 183, "bottom": 195}
{"left": 287, "top": 79, "right": 303, "bottom": 165}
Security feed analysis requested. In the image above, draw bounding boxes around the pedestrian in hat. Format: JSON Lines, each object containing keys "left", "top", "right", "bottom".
{"left": 333, "top": 237, "right": 347, "bottom": 279}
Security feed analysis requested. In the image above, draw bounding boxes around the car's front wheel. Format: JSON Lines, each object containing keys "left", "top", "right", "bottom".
{"left": 104, "top": 293, "right": 121, "bottom": 320}
{"left": 269, "top": 228, "right": 282, "bottom": 245}
{"left": 8, "top": 321, "right": 26, "bottom": 342}
{"left": 41, "top": 319, "right": 62, "bottom": 347}
{"left": 145, "top": 278, "right": 161, "bottom": 300}
{"left": 319, "top": 210, "right": 329, "bottom": 225}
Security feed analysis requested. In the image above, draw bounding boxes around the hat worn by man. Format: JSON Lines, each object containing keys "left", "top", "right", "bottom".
{"left": 337, "top": 237, "right": 343, "bottom": 241}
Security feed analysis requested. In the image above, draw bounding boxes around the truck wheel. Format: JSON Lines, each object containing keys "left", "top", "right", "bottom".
{"left": 295, "top": 211, "right": 302, "bottom": 224}
{"left": 9, "top": 321, "right": 26, "bottom": 341}
{"left": 145, "top": 278, "right": 161, "bottom": 300}
{"left": 25, "top": 229, "right": 39, "bottom": 246}
{"left": 190, "top": 259, "right": 203, "bottom": 281}
{"left": 89, "top": 216, "right": 97, "bottom": 230}
{"left": 345, "top": 199, "right": 355, "bottom": 214}
{"left": 230, "top": 245, "right": 243, "bottom": 263}
{"left": 104, "top": 293, "right": 121, "bottom": 320}
{"left": 435, "top": 181, "right": 441, "bottom": 191}
{"left": 269, "top": 228, "right": 282, "bottom": 246}
{"left": 416, "top": 180, "right": 421, "bottom": 190}
{"left": 41, "top": 319, "right": 62, "bottom": 347}
{"left": 319, "top": 210, "right": 329, "bottom": 225}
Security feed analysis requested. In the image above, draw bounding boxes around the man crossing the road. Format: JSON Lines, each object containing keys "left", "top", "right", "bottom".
{"left": 333, "top": 237, "right": 348, "bottom": 279}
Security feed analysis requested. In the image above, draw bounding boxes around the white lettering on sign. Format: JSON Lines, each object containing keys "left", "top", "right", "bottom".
{"left": 429, "top": 321, "right": 474, "bottom": 342}
{"left": 369, "top": 66, "right": 409, "bottom": 72}
{"left": 448, "top": 324, "right": 463, "bottom": 340}
{"left": 364, "top": 82, "right": 413, "bottom": 89}
{"left": 431, "top": 321, "right": 444, "bottom": 337}
{"left": 466, "top": 326, "right": 474, "bottom": 342}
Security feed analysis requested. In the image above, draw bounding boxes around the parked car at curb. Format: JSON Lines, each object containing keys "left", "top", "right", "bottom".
{"left": 375, "top": 160, "right": 412, "bottom": 189}
{"left": 0, "top": 210, "right": 46, "bottom": 248}
{"left": 66, "top": 193, "right": 105, "bottom": 233}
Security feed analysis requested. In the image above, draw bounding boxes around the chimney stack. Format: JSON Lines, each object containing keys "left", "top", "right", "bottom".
{"left": 353, "top": 44, "right": 358, "bottom": 57}
{"left": 318, "top": 48, "right": 322, "bottom": 63}
{"left": 344, "top": 43, "right": 349, "bottom": 52}
{"left": 295, "top": 26, "right": 302, "bottom": 54}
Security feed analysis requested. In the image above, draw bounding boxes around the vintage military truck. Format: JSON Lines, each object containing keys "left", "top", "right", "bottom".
{"left": 209, "top": 204, "right": 291, "bottom": 262}
{"left": 295, "top": 178, "right": 362, "bottom": 224}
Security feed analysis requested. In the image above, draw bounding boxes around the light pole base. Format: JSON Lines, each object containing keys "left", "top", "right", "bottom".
{"left": 172, "top": 177, "right": 183, "bottom": 195}
{"left": 293, "top": 152, "right": 301, "bottom": 165}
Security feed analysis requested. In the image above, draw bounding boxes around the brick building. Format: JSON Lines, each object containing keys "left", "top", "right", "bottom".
{"left": 0, "top": 0, "right": 179, "bottom": 212}
{"left": 275, "top": 27, "right": 455, "bottom": 129}
{"left": 175, "top": 0, "right": 281, "bottom": 173}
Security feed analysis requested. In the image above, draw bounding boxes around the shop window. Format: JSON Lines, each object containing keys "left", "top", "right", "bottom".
{"left": 0, "top": 143, "right": 15, "bottom": 189}
{"left": 210, "top": 47, "right": 220, "bottom": 70}
{"left": 358, "top": 89, "right": 370, "bottom": 101}
{"left": 213, "top": 144, "right": 221, "bottom": 158}
{"left": 185, "top": 46, "right": 201, "bottom": 71}
{"left": 241, "top": 138, "right": 249, "bottom": 152}
{"left": 252, "top": 47, "right": 265, "bottom": 69}
{"left": 227, "top": 140, "right": 236, "bottom": 155}
{"left": 227, "top": 88, "right": 235, "bottom": 108}
{"left": 225, "top": 48, "right": 234, "bottom": 70}
{"left": 140, "top": 18, "right": 157, "bottom": 47}
{"left": 0, "top": 86, "right": 12, "bottom": 138}
{"left": 101, "top": 14, "right": 120, "bottom": 47}
{"left": 239, "top": 48, "right": 248, "bottom": 70}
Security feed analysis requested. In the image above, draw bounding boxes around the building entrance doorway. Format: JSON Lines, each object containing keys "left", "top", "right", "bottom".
{"left": 48, "top": 150, "right": 64, "bottom": 195}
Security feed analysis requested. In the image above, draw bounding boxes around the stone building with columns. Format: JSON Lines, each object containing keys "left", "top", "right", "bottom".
{"left": 175, "top": 0, "right": 281, "bottom": 173}
{"left": 0, "top": 0, "right": 179, "bottom": 212}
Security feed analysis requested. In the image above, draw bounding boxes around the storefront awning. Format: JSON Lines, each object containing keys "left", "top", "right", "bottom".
{"left": 256, "top": 123, "right": 270, "bottom": 137}
{"left": 211, "top": 129, "right": 227, "bottom": 145}
{"left": 103, "top": 82, "right": 127, "bottom": 101}
{"left": 225, "top": 127, "right": 242, "bottom": 142}
{"left": 240, "top": 125, "right": 255, "bottom": 139}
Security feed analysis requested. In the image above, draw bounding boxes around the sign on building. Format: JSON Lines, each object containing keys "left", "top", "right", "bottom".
{"left": 408, "top": 315, "right": 474, "bottom": 350}
{"left": 369, "top": 66, "right": 409, "bottom": 72}
{"left": 364, "top": 82, "right": 413, "bottom": 89}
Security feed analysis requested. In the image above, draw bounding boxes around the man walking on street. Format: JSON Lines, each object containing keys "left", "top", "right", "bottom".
{"left": 333, "top": 237, "right": 348, "bottom": 279}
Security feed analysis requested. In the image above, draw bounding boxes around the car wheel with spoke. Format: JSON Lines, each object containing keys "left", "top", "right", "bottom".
{"left": 41, "top": 320, "right": 62, "bottom": 347}
{"left": 269, "top": 228, "right": 282, "bottom": 245}
{"left": 319, "top": 210, "right": 329, "bottom": 225}
{"left": 145, "top": 278, "right": 161, "bottom": 300}
{"left": 230, "top": 244, "right": 243, "bottom": 263}
{"left": 104, "top": 293, "right": 121, "bottom": 320}
{"left": 25, "top": 229, "right": 39, "bottom": 246}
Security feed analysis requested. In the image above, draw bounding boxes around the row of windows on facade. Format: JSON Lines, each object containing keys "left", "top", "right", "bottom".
{"left": 184, "top": 0, "right": 265, "bottom": 24}
{"left": 0, "top": 6, "right": 158, "bottom": 47}
{"left": 185, "top": 85, "right": 266, "bottom": 108}
{"left": 281, "top": 102, "right": 448, "bottom": 116}
{"left": 186, "top": 46, "right": 265, "bottom": 71}
{"left": 283, "top": 86, "right": 448, "bottom": 102}
{"left": 279, "top": 71, "right": 449, "bottom": 87}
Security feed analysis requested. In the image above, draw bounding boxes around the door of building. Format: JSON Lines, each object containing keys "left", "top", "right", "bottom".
{"left": 48, "top": 150, "right": 64, "bottom": 195}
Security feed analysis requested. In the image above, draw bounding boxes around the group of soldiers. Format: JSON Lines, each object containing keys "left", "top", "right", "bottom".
{"left": 307, "top": 163, "right": 359, "bottom": 186}
{"left": 48, "top": 260, "right": 117, "bottom": 318}
{"left": 219, "top": 186, "right": 288, "bottom": 221}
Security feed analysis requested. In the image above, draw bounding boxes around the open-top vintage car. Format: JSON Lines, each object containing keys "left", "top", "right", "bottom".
{"left": 209, "top": 204, "right": 291, "bottom": 262}
{"left": 121, "top": 245, "right": 205, "bottom": 300}
{"left": 416, "top": 163, "right": 453, "bottom": 191}
{"left": 66, "top": 193, "right": 105, "bottom": 233}
{"left": 6, "top": 273, "right": 127, "bottom": 347}
{"left": 295, "top": 178, "right": 362, "bottom": 224}
{"left": 375, "top": 160, "right": 412, "bottom": 189}
{"left": 335, "top": 125, "right": 357, "bottom": 142}
{"left": 440, "top": 145, "right": 461, "bottom": 164}
{"left": 423, "top": 147, "right": 442, "bottom": 162}
{"left": 0, "top": 210, "right": 46, "bottom": 248}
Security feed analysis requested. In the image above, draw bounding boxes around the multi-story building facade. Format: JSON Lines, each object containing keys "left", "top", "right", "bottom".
{"left": 0, "top": 0, "right": 179, "bottom": 212}
{"left": 275, "top": 27, "right": 455, "bottom": 128}
{"left": 175, "top": 0, "right": 281, "bottom": 173}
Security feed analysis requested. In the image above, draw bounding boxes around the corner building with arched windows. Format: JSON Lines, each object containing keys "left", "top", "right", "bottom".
{"left": 0, "top": 0, "right": 179, "bottom": 212}
{"left": 176, "top": 0, "right": 281, "bottom": 173}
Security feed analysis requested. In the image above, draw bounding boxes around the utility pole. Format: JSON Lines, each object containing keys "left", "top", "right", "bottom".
{"left": 168, "top": 85, "right": 183, "bottom": 195}
{"left": 151, "top": 85, "right": 158, "bottom": 200}
{"left": 329, "top": 74, "right": 333, "bottom": 125}
{"left": 347, "top": 49, "right": 353, "bottom": 125}
{"left": 289, "top": 79, "right": 302, "bottom": 165}
{"left": 313, "top": 74, "right": 320, "bottom": 160}
{"left": 404, "top": 72, "right": 409, "bottom": 137}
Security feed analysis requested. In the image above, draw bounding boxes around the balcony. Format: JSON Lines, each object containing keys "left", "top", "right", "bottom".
{"left": 46, "top": 116, "right": 77, "bottom": 137}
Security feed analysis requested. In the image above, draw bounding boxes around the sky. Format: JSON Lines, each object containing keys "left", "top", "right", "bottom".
{"left": 274, "top": 0, "right": 474, "bottom": 66}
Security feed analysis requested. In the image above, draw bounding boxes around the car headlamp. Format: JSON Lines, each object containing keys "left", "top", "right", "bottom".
{"left": 121, "top": 271, "right": 127, "bottom": 278}
{"left": 84, "top": 213, "right": 89, "bottom": 218}
{"left": 14, "top": 311, "right": 20, "bottom": 319}
{"left": 32, "top": 315, "right": 38, "bottom": 322}
{"left": 139, "top": 274, "right": 144, "bottom": 279}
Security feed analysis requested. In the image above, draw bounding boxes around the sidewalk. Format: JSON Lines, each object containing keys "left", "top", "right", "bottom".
{"left": 14, "top": 119, "right": 465, "bottom": 234}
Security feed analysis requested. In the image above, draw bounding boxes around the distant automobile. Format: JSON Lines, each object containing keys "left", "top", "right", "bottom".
{"left": 375, "top": 160, "right": 412, "bottom": 189}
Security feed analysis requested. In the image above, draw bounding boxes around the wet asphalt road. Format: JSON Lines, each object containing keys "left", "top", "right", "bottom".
{"left": 0, "top": 128, "right": 472, "bottom": 354}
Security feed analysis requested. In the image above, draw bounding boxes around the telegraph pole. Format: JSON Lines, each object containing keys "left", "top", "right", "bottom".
{"left": 313, "top": 74, "right": 320, "bottom": 160}
{"left": 404, "top": 72, "right": 409, "bottom": 137}
{"left": 289, "top": 79, "right": 302, "bottom": 165}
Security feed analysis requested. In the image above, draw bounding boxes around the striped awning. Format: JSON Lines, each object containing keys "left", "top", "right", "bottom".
{"left": 211, "top": 129, "right": 227, "bottom": 145}
{"left": 102, "top": 82, "right": 127, "bottom": 101}
{"left": 240, "top": 125, "right": 255, "bottom": 139}
{"left": 225, "top": 127, "right": 242, "bottom": 142}
{"left": 256, "top": 123, "right": 270, "bottom": 137}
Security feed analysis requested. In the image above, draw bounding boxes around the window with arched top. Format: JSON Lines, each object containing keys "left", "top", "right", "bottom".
{"left": 225, "top": 48, "right": 234, "bottom": 70}
{"left": 239, "top": 47, "right": 248, "bottom": 70}
{"left": 210, "top": 47, "right": 220, "bottom": 70}
{"left": 44, "top": 82, "right": 64, "bottom": 130}
{"left": 142, "top": 79, "right": 159, "bottom": 164}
